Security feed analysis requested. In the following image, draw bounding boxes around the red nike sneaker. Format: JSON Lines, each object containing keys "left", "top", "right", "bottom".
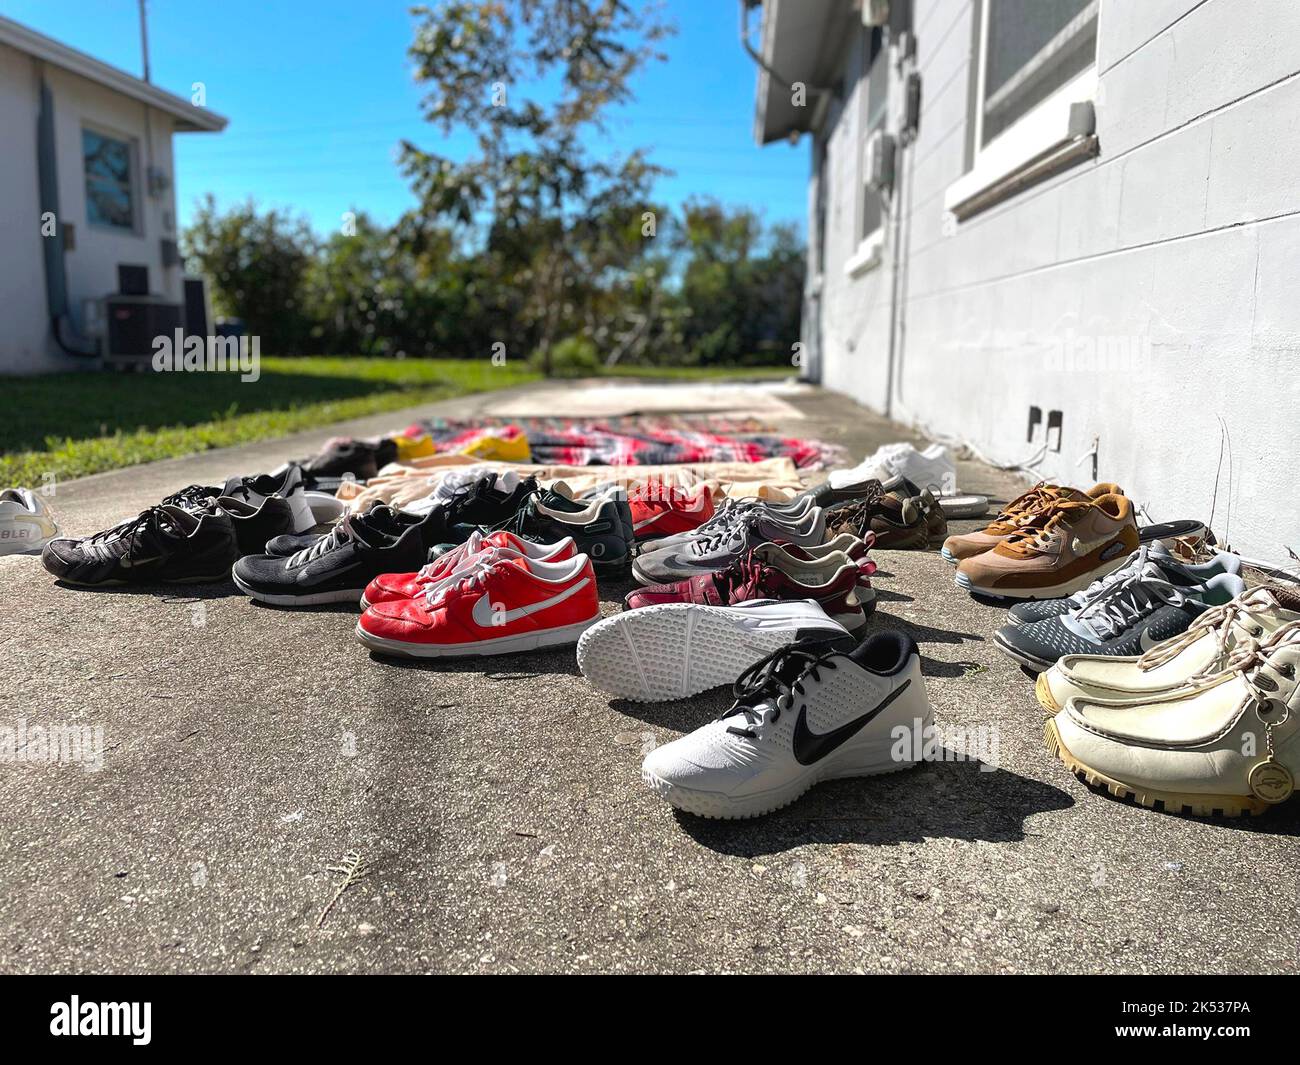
{"left": 630, "top": 483, "right": 714, "bottom": 542}
{"left": 360, "top": 530, "right": 576, "bottom": 608}
{"left": 356, "top": 553, "right": 601, "bottom": 657}
{"left": 623, "top": 543, "right": 874, "bottom": 632}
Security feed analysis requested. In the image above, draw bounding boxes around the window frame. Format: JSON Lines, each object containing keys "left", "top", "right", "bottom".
{"left": 944, "top": 0, "right": 1099, "bottom": 219}
{"left": 847, "top": 26, "right": 889, "bottom": 278}
{"left": 82, "top": 124, "right": 142, "bottom": 235}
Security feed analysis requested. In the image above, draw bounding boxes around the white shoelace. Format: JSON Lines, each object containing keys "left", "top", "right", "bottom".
{"left": 1137, "top": 589, "right": 1279, "bottom": 682}
{"left": 423, "top": 551, "right": 506, "bottom": 607}
{"left": 1072, "top": 566, "right": 1188, "bottom": 639}
{"left": 288, "top": 515, "right": 359, "bottom": 567}
{"left": 416, "top": 531, "right": 485, "bottom": 580}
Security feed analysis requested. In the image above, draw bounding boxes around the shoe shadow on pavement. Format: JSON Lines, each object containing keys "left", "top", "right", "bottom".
{"left": 53, "top": 579, "right": 242, "bottom": 599}
{"left": 364, "top": 647, "right": 584, "bottom": 678}
{"left": 247, "top": 598, "right": 359, "bottom": 614}
{"left": 675, "top": 754, "right": 1075, "bottom": 855}
{"left": 870, "top": 608, "right": 985, "bottom": 647}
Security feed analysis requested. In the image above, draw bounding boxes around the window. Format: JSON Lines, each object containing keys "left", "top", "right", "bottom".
{"left": 859, "top": 27, "right": 888, "bottom": 242}
{"left": 977, "top": 0, "right": 1097, "bottom": 148}
{"left": 83, "top": 128, "right": 136, "bottom": 231}
{"left": 944, "top": 0, "right": 1099, "bottom": 218}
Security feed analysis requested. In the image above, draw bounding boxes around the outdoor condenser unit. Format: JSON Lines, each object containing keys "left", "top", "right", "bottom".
{"left": 104, "top": 297, "right": 182, "bottom": 370}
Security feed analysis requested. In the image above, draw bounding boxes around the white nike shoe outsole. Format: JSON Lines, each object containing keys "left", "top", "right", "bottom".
{"left": 232, "top": 568, "right": 365, "bottom": 606}
{"left": 577, "top": 602, "right": 849, "bottom": 701}
{"left": 355, "top": 614, "right": 600, "bottom": 658}
{"left": 642, "top": 724, "right": 931, "bottom": 820}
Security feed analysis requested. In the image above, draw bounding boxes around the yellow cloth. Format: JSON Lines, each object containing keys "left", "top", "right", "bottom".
{"left": 459, "top": 430, "right": 531, "bottom": 462}
{"left": 391, "top": 433, "right": 436, "bottom": 461}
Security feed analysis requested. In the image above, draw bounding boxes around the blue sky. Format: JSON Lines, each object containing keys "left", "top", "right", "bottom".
{"left": 6, "top": 0, "right": 808, "bottom": 237}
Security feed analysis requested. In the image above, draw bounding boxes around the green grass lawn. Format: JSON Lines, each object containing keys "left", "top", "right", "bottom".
{"left": 0, "top": 357, "right": 794, "bottom": 487}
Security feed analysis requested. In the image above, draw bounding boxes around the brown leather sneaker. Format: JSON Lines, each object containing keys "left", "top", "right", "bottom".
{"left": 954, "top": 492, "right": 1139, "bottom": 599}
{"left": 828, "top": 480, "right": 947, "bottom": 550}
{"left": 941, "top": 482, "right": 1122, "bottom": 565}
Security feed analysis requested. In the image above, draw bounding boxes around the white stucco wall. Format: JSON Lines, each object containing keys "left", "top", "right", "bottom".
{"left": 0, "top": 43, "right": 180, "bottom": 374}
{"left": 809, "top": 0, "right": 1300, "bottom": 559}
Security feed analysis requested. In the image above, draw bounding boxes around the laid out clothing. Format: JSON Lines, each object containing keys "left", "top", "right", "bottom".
{"left": 398, "top": 417, "right": 845, "bottom": 470}
{"left": 334, "top": 455, "right": 807, "bottom": 514}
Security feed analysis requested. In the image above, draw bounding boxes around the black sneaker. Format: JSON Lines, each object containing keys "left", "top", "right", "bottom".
{"left": 552, "top": 486, "right": 635, "bottom": 547}
{"left": 231, "top": 509, "right": 428, "bottom": 606}
{"left": 42, "top": 505, "right": 238, "bottom": 586}
{"left": 264, "top": 503, "right": 448, "bottom": 557}
{"left": 442, "top": 474, "right": 538, "bottom": 541}
{"left": 492, "top": 493, "right": 633, "bottom": 578}
{"left": 222, "top": 464, "right": 316, "bottom": 533}
{"left": 165, "top": 484, "right": 298, "bottom": 557}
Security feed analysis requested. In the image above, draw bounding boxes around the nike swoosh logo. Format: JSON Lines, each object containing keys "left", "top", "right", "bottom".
{"left": 792, "top": 678, "right": 912, "bottom": 766}
{"left": 118, "top": 555, "right": 163, "bottom": 568}
{"left": 471, "top": 577, "right": 590, "bottom": 627}
{"left": 1138, "top": 627, "right": 1161, "bottom": 651}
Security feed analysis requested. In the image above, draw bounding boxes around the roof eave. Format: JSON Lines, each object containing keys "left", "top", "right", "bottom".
{"left": 0, "top": 14, "right": 228, "bottom": 132}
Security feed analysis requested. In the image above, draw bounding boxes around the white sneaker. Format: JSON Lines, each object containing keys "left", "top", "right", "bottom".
{"left": 642, "top": 631, "right": 933, "bottom": 818}
{"left": 1046, "top": 620, "right": 1300, "bottom": 817}
{"left": 577, "top": 599, "right": 851, "bottom": 701}
{"left": 833, "top": 442, "right": 956, "bottom": 497}
{"left": 0, "top": 488, "right": 58, "bottom": 555}
{"left": 1036, "top": 586, "right": 1300, "bottom": 712}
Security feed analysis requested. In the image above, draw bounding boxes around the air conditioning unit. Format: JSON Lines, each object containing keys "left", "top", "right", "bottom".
{"left": 865, "top": 129, "right": 897, "bottom": 193}
{"left": 104, "top": 296, "right": 182, "bottom": 370}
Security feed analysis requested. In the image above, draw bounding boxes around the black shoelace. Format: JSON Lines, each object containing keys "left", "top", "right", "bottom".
{"left": 723, "top": 640, "right": 843, "bottom": 738}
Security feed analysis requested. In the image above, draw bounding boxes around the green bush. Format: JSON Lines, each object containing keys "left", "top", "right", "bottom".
{"left": 529, "top": 336, "right": 603, "bottom": 378}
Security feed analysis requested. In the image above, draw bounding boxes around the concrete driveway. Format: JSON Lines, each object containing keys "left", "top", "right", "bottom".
{"left": 2, "top": 380, "right": 1297, "bottom": 974}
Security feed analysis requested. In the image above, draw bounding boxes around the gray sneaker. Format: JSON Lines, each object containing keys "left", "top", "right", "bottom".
{"left": 632, "top": 507, "right": 826, "bottom": 585}
{"left": 646, "top": 496, "right": 815, "bottom": 553}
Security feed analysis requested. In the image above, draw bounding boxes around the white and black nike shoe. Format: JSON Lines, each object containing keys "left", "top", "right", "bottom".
{"left": 641, "top": 631, "right": 933, "bottom": 819}
{"left": 223, "top": 464, "right": 316, "bottom": 533}
{"left": 231, "top": 508, "right": 427, "bottom": 606}
{"left": 264, "top": 504, "right": 448, "bottom": 558}
{"left": 41, "top": 505, "right": 238, "bottom": 586}
{"left": 993, "top": 560, "right": 1246, "bottom": 672}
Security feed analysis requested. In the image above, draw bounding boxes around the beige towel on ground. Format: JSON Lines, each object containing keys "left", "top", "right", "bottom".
{"left": 335, "top": 455, "right": 806, "bottom": 512}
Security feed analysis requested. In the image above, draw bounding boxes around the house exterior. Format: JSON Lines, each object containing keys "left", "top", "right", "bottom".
{"left": 751, "top": 0, "right": 1300, "bottom": 558}
{"left": 0, "top": 15, "right": 226, "bottom": 375}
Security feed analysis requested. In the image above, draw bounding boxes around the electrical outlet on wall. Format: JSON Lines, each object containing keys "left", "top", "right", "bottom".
{"left": 1046, "top": 410, "right": 1064, "bottom": 452}
{"left": 1026, "top": 405, "right": 1042, "bottom": 443}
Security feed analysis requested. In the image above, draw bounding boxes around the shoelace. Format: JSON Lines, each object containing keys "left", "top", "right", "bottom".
{"left": 162, "top": 484, "right": 220, "bottom": 511}
{"left": 998, "top": 499, "right": 1101, "bottom": 557}
{"left": 723, "top": 641, "right": 842, "bottom": 739}
{"left": 288, "top": 514, "right": 359, "bottom": 567}
{"left": 988, "top": 483, "right": 1062, "bottom": 530}
{"left": 1071, "top": 567, "right": 1186, "bottom": 639}
{"left": 1220, "top": 621, "right": 1300, "bottom": 711}
{"left": 828, "top": 482, "right": 886, "bottom": 531}
{"left": 1137, "top": 590, "right": 1278, "bottom": 682}
{"left": 85, "top": 506, "right": 182, "bottom": 564}
{"left": 423, "top": 552, "right": 503, "bottom": 608}
{"left": 712, "top": 554, "right": 772, "bottom": 598}
{"left": 416, "top": 531, "right": 485, "bottom": 580}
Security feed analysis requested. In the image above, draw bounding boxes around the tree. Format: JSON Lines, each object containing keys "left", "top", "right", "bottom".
{"left": 400, "top": 0, "right": 675, "bottom": 373}
{"left": 181, "top": 194, "right": 316, "bottom": 354}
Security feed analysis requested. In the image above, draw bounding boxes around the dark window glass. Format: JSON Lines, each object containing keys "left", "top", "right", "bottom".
{"left": 83, "top": 129, "right": 135, "bottom": 230}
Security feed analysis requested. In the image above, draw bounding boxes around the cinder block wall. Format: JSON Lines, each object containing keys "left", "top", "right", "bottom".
{"left": 813, "top": 0, "right": 1300, "bottom": 558}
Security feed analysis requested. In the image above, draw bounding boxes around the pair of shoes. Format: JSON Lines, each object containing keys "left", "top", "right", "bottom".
{"left": 0, "top": 488, "right": 59, "bottom": 555}
{"left": 42, "top": 505, "right": 238, "bottom": 585}
{"left": 824, "top": 477, "right": 947, "bottom": 549}
{"left": 163, "top": 464, "right": 316, "bottom": 556}
{"left": 638, "top": 631, "right": 936, "bottom": 819}
{"left": 952, "top": 487, "right": 1140, "bottom": 600}
{"left": 624, "top": 537, "right": 876, "bottom": 633}
{"left": 1040, "top": 585, "right": 1300, "bottom": 817}
{"left": 631, "top": 498, "right": 825, "bottom": 585}
{"left": 232, "top": 504, "right": 445, "bottom": 606}
{"left": 628, "top": 482, "right": 714, "bottom": 542}
{"left": 992, "top": 543, "right": 1246, "bottom": 671}
{"left": 484, "top": 486, "right": 634, "bottom": 579}
{"left": 356, "top": 547, "right": 600, "bottom": 658}
{"left": 832, "top": 442, "right": 956, "bottom": 497}
{"left": 943, "top": 482, "right": 1117, "bottom": 564}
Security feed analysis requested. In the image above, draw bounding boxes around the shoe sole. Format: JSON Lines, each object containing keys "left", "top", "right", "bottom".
{"left": 954, "top": 563, "right": 1123, "bottom": 601}
{"left": 232, "top": 568, "right": 364, "bottom": 606}
{"left": 1043, "top": 719, "right": 1272, "bottom": 818}
{"left": 577, "top": 602, "right": 849, "bottom": 701}
{"left": 355, "top": 614, "right": 599, "bottom": 658}
{"left": 991, "top": 629, "right": 1057, "bottom": 673}
{"left": 642, "top": 723, "right": 931, "bottom": 820}
{"left": 54, "top": 570, "right": 231, "bottom": 587}
{"left": 1034, "top": 672, "right": 1062, "bottom": 714}
{"left": 940, "top": 547, "right": 960, "bottom": 566}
